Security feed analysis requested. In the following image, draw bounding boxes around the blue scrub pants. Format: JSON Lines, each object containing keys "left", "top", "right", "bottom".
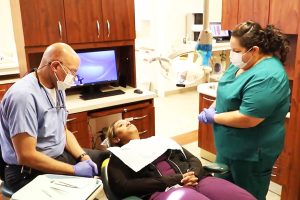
{"left": 4, "top": 148, "right": 110, "bottom": 192}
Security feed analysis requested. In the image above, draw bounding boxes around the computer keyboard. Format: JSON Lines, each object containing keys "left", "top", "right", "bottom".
{"left": 80, "top": 89, "right": 125, "bottom": 100}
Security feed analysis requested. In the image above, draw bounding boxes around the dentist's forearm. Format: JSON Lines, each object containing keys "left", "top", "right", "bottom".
{"left": 214, "top": 110, "right": 264, "bottom": 128}
{"left": 65, "top": 129, "right": 90, "bottom": 161}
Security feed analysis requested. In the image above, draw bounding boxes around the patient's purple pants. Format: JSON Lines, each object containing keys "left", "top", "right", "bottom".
{"left": 149, "top": 176, "right": 256, "bottom": 200}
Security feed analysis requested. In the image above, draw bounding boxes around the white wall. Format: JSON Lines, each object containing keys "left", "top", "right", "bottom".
{"left": 0, "top": 0, "right": 17, "bottom": 58}
{"left": 135, "top": 0, "right": 222, "bottom": 55}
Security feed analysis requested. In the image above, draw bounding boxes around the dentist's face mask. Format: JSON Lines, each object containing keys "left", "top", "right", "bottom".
{"left": 230, "top": 48, "right": 253, "bottom": 69}
{"left": 55, "top": 63, "right": 76, "bottom": 91}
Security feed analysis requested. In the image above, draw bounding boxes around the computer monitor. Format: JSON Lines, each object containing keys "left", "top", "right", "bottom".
{"left": 210, "top": 22, "right": 231, "bottom": 42}
{"left": 74, "top": 49, "right": 125, "bottom": 100}
{"left": 76, "top": 50, "right": 118, "bottom": 86}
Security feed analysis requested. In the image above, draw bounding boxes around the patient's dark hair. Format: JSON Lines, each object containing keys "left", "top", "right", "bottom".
{"left": 231, "top": 21, "right": 289, "bottom": 63}
{"left": 107, "top": 121, "right": 119, "bottom": 147}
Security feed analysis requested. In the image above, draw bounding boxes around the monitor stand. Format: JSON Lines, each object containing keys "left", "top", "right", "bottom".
{"left": 80, "top": 85, "right": 125, "bottom": 100}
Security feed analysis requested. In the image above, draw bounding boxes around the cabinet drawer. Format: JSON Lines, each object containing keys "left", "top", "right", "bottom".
{"left": 123, "top": 106, "right": 155, "bottom": 139}
{"left": 67, "top": 112, "right": 91, "bottom": 148}
{"left": 0, "top": 83, "right": 13, "bottom": 101}
{"left": 271, "top": 152, "right": 291, "bottom": 185}
{"left": 67, "top": 112, "right": 87, "bottom": 123}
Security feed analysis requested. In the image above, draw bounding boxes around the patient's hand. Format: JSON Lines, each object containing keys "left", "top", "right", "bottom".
{"left": 181, "top": 171, "right": 198, "bottom": 186}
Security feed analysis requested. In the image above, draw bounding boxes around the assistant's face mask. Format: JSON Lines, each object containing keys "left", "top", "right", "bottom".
{"left": 55, "top": 63, "right": 76, "bottom": 91}
{"left": 230, "top": 48, "right": 253, "bottom": 69}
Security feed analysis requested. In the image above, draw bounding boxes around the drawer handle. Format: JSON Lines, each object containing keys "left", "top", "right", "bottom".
{"left": 123, "top": 108, "right": 128, "bottom": 112}
{"left": 67, "top": 118, "right": 77, "bottom": 122}
{"left": 58, "top": 21, "right": 62, "bottom": 39}
{"left": 106, "top": 19, "right": 110, "bottom": 38}
{"left": 139, "top": 130, "right": 148, "bottom": 135}
{"left": 202, "top": 97, "right": 215, "bottom": 102}
{"left": 96, "top": 20, "right": 100, "bottom": 38}
{"left": 71, "top": 131, "right": 78, "bottom": 134}
{"left": 273, "top": 166, "right": 278, "bottom": 169}
{"left": 124, "top": 115, "right": 148, "bottom": 121}
{"left": 0, "top": 89, "right": 6, "bottom": 92}
{"left": 271, "top": 174, "right": 277, "bottom": 177}
{"left": 133, "top": 115, "right": 148, "bottom": 120}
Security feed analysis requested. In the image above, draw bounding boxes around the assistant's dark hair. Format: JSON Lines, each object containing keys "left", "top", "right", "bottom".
{"left": 231, "top": 21, "right": 290, "bottom": 63}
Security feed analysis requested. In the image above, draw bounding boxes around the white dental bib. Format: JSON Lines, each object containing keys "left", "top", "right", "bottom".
{"left": 108, "top": 136, "right": 184, "bottom": 172}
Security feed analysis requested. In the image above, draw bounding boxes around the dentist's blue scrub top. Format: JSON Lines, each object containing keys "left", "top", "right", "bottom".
{"left": 0, "top": 73, "right": 67, "bottom": 164}
{"left": 214, "top": 57, "right": 290, "bottom": 161}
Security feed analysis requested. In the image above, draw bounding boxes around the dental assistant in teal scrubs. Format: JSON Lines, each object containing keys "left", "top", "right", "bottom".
{"left": 198, "top": 21, "right": 290, "bottom": 200}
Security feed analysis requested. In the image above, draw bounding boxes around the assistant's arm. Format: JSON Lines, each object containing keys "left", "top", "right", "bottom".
{"left": 214, "top": 111, "right": 264, "bottom": 128}
{"left": 213, "top": 77, "right": 288, "bottom": 128}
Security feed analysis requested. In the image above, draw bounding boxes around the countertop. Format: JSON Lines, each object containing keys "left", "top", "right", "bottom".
{"left": 0, "top": 77, "right": 20, "bottom": 84}
{"left": 66, "top": 87, "right": 156, "bottom": 114}
{"left": 197, "top": 82, "right": 290, "bottom": 118}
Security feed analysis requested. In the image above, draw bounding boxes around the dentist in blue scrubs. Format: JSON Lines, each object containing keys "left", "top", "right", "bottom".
{"left": 0, "top": 43, "right": 109, "bottom": 192}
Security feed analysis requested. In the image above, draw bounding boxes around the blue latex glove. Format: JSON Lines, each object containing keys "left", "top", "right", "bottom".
{"left": 198, "top": 107, "right": 216, "bottom": 124}
{"left": 73, "top": 159, "right": 98, "bottom": 177}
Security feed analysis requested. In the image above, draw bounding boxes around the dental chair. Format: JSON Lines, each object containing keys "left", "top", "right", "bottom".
{"left": 0, "top": 146, "right": 14, "bottom": 200}
{"left": 101, "top": 158, "right": 229, "bottom": 200}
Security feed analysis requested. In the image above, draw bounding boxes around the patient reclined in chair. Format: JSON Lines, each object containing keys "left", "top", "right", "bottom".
{"left": 102, "top": 120, "right": 256, "bottom": 200}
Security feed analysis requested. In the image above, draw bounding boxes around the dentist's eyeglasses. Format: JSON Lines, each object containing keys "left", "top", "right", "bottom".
{"left": 48, "top": 60, "right": 78, "bottom": 82}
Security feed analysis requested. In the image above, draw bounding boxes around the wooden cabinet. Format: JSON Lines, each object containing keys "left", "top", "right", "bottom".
{"left": 122, "top": 101, "right": 155, "bottom": 139}
{"left": 67, "top": 112, "right": 91, "bottom": 148}
{"left": 238, "top": 0, "right": 269, "bottom": 28}
{"left": 271, "top": 118, "right": 293, "bottom": 186}
{"left": 19, "top": 0, "right": 66, "bottom": 46}
{"left": 64, "top": 0, "right": 103, "bottom": 44}
{"left": 101, "top": 0, "right": 135, "bottom": 41}
{"left": 11, "top": 0, "right": 137, "bottom": 86}
{"left": 64, "top": 0, "right": 135, "bottom": 44}
{"left": 67, "top": 101, "right": 157, "bottom": 148}
{"left": 269, "top": 0, "right": 299, "bottom": 34}
{"left": 88, "top": 99, "right": 155, "bottom": 141}
{"left": 222, "top": 0, "right": 299, "bottom": 34}
{"left": 221, "top": 0, "right": 238, "bottom": 30}
{"left": 198, "top": 94, "right": 216, "bottom": 160}
{"left": 0, "top": 83, "right": 13, "bottom": 101}
{"left": 15, "top": 0, "right": 135, "bottom": 46}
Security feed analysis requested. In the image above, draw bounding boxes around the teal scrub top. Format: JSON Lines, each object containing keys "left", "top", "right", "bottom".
{"left": 214, "top": 57, "right": 290, "bottom": 161}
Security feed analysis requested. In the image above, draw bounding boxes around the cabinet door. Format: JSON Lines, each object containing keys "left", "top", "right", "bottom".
{"left": 271, "top": 118, "right": 292, "bottom": 185}
{"left": 123, "top": 105, "right": 155, "bottom": 139}
{"left": 67, "top": 112, "right": 91, "bottom": 148}
{"left": 19, "top": 0, "right": 66, "bottom": 46}
{"left": 102, "top": 0, "right": 135, "bottom": 41}
{"left": 221, "top": 0, "right": 238, "bottom": 30}
{"left": 238, "top": 0, "right": 269, "bottom": 28}
{"left": 269, "top": 0, "right": 299, "bottom": 34}
{"left": 64, "top": 0, "right": 104, "bottom": 43}
{"left": 198, "top": 94, "right": 216, "bottom": 154}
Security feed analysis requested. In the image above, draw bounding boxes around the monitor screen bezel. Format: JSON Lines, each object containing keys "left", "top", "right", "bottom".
{"left": 73, "top": 48, "right": 119, "bottom": 88}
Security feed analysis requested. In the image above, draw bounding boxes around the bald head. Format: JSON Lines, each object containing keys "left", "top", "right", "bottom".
{"left": 40, "top": 43, "right": 80, "bottom": 69}
{"left": 36, "top": 43, "right": 80, "bottom": 89}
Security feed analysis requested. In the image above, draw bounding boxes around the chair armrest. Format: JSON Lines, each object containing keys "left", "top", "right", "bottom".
{"left": 203, "top": 163, "right": 229, "bottom": 174}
